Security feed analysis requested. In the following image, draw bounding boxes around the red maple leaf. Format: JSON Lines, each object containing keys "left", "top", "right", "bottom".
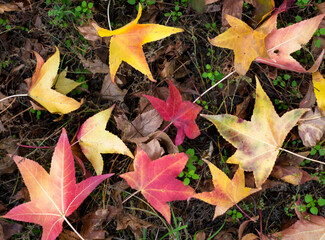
{"left": 143, "top": 80, "right": 202, "bottom": 145}
{"left": 1, "top": 129, "right": 113, "bottom": 240}
{"left": 120, "top": 147, "right": 195, "bottom": 224}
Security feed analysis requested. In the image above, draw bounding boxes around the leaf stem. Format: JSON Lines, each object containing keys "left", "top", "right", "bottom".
{"left": 0, "top": 93, "right": 28, "bottom": 103}
{"left": 122, "top": 190, "right": 140, "bottom": 204}
{"left": 107, "top": 0, "right": 112, "bottom": 31}
{"left": 235, "top": 203, "right": 257, "bottom": 223}
{"left": 279, "top": 147, "right": 324, "bottom": 165}
{"left": 193, "top": 70, "right": 236, "bottom": 103}
{"left": 62, "top": 215, "right": 85, "bottom": 240}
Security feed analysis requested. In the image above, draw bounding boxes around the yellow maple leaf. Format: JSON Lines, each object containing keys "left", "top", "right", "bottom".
{"left": 202, "top": 77, "right": 307, "bottom": 187}
{"left": 312, "top": 71, "right": 325, "bottom": 115}
{"left": 77, "top": 105, "right": 134, "bottom": 175}
{"left": 27, "top": 48, "right": 82, "bottom": 114}
{"left": 209, "top": 14, "right": 276, "bottom": 75}
{"left": 193, "top": 160, "right": 260, "bottom": 220}
{"left": 94, "top": 4, "right": 183, "bottom": 82}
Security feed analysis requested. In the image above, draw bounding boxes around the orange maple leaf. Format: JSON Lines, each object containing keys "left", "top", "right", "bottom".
{"left": 193, "top": 160, "right": 260, "bottom": 220}
{"left": 120, "top": 147, "right": 194, "bottom": 224}
{"left": 202, "top": 78, "right": 307, "bottom": 187}
{"left": 209, "top": 14, "right": 276, "bottom": 75}
{"left": 27, "top": 47, "right": 82, "bottom": 114}
{"left": 93, "top": 4, "right": 183, "bottom": 82}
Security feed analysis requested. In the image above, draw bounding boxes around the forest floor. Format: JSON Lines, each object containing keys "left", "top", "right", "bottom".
{"left": 0, "top": 0, "right": 325, "bottom": 239}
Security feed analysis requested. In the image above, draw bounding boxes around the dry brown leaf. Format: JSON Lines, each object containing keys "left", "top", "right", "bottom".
{"left": 222, "top": 0, "right": 243, "bottom": 27}
{"left": 0, "top": 137, "right": 19, "bottom": 176}
{"left": 238, "top": 216, "right": 259, "bottom": 240}
{"left": 205, "top": 0, "right": 219, "bottom": 4}
{"left": 195, "top": 231, "right": 206, "bottom": 240}
{"left": 241, "top": 233, "right": 259, "bottom": 240}
{"left": 298, "top": 108, "right": 325, "bottom": 147}
{"left": 0, "top": 219, "right": 23, "bottom": 240}
{"left": 271, "top": 152, "right": 317, "bottom": 185}
{"left": 100, "top": 74, "right": 127, "bottom": 102}
{"left": 116, "top": 213, "right": 153, "bottom": 239}
{"left": 78, "top": 55, "right": 109, "bottom": 75}
{"left": 78, "top": 22, "right": 101, "bottom": 42}
{"left": 0, "top": 2, "right": 20, "bottom": 13}
{"left": 115, "top": 109, "right": 163, "bottom": 140}
{"left": 13, "top": 187, "right": 30, "bottom": 202}
{"left": 300, "top": 81, "right": 316, "bottom": 108}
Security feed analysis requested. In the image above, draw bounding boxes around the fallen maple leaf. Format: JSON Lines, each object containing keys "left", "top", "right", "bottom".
{"left": 272, "top": 206, "right": 325, "bottom": 239}
{"left": 93, "top": 4, "right": 183, "bottom": 82}
{"left": 313, "top": 71, "right": 325, "bottom": 115}
{"left": 245, "top": 0, "right": 275, "bottom": 23}
{"left": 144, "top": 80, "right": 202, "bottom": 145}
{"left": 193, "top": 161, "right": 260, "bottom": 220}
{"left": 120, "top": 147, "right": 195, "bottom": 224}
{"left": 256, "top": 14, "right": 325, "bottom": 72}
{"left": 202, "top": 78, "right": 307, "bottom": 187}
{"left": 1, "top": 129, "right": 113, "bottom": 240}
{"left": 27, "top": 48, "right": 82, "bottom": 114}
{"left": 54, "top": 68, "right": 84, "bottom": 95}
{"left": 270, "top": 152, "right": 317, "bottom": 185}
{"left": 209, "top": 13, "right": 276, "bottom": 75}
{"left": 77, "top": 105, "right": 134, "bottom": 175}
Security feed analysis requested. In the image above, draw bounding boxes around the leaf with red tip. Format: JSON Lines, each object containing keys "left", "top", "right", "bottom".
{"left": 120, "top": 147, "right": 195, "bottom": 224}
{"left": 77, "top": 105, "right": 134, "bottom": 175}
{"left": 1, "top": 129, "right": 113, "bottom": 240}
{"left": 144, "top": 81, "right": 202, "bottom": 145}
{"left": 256, "top": 14, "right": 325, "bottom": 72}
{"left": 193, "top": 160, "right": 260, "bottom": 220}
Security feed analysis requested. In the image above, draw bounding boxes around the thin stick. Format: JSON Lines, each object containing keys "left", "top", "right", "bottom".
{"left": 235, "top": 203, "right": 256, "bottom": 223}
{"left": 122, "top": 190, "right": 140, "bottom": 204}
{"left": 0, "top": 94, "right": 28, "bottom": 103}
{"left": 279, "top": 147, "right": 324, "bottom": 165}
{"left": 193, "top": 70, "right": 236, "bottom": 103}
{"left": 63, "top": 215, "right": 85, "bottom": 240}
{"left": 17, "top": 144, "right": 54, "bottom": 149}
{"left": 107, "top": 0, "right": 112, "bottom": 31}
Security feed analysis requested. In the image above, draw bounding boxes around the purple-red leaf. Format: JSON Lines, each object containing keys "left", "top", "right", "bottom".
{"left": 120, "top": 147, "right": 195, "bottom": 224}
{"left": 144, "top": 81, "right": 202, "bottom": 145}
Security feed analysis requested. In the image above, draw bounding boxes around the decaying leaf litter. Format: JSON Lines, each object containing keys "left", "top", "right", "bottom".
{"left": 0, "top": 0, "right": 325, "bottom": 239}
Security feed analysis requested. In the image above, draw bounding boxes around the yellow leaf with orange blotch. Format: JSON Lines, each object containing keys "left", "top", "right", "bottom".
{"left": 77, "top": 105, "right": 134, "bottom": 175}
{"left": 209, "top": 14, "right": 276, "bottom": 75}
{"left": 202, "top": 77, "right": 308, "bottom": 187}
{"left": 193, "top": 160, "right": 260, "bottom": 220}
{"left": 93, "top": 4, "right": 183, "bottom": 82}
{"left": 27, "top": 48, "right": 82, "bottom": 114}
{"left": 312, "top": 71, "right": 325, "bottom": 115}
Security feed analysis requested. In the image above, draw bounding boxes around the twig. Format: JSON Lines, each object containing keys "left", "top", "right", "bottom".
{"left": 62, "top": 215, "right": 85, "bottom": 240}
{"left": 0, "top": 94, "right": 28, "bottom": 103}
{"left": 235, "top": 203, "right": 257, "bottom": 223}
{"left": 122, "top": 190, "right": 140, "bottom": 204}
{"left": 193, "top": 70, "right": 236, "bottom": 103}
{"left": 107, "top": 0, "right": 112, "bottom": 31}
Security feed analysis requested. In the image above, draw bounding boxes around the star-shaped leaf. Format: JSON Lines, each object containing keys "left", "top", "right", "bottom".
{"left": 120, "top": 147, "right": 195, "bottom": 224}
{"left": 313, "top": 71, "right": 325, "bottom": 115}
{"left": 209, "top": 14, "right": 276, "bottom": 75}
{"left": 193, "top": 160, "right": 260, "bottom": 220}
{"left": 77, "top": 105, "right": 134, "bottom": 175}
{"left": 202, "top": 78, "right": 307, "bottom": 187}
{"left": 143, "top": 80, "right": 202, "bottom": 145}
{"left": 256, "top": 14, "right": 325, "bottom": 72}
{"left": 94, "top": 4, "right": 183, "bottom": 82}
{"left": 1, "top": 129, "right": 113, "bottom": 240}
{"left": 27, "top": 47, "right": 82, "bottom": 114}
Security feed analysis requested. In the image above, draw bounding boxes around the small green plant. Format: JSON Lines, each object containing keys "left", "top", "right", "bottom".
{"left": 165, "top": 1, "right": 188, "bottom": 21}
{"left": 313, "top": 28, "right": 325, "bottom": 48}
{"left": 74, "top": 1, "right": 93, "bottom": 24}
{"left": 311, "top": 171, "right": 325, "bottom": 185}
{"left": 310, "top": 144, "right": 325, "bottom": 156}
{"left": 296, "top": 0, "right": 309, "bottom": 8}
{"left": 226, "top": 209, "right": 243, "bottom": 223}
{"left": 127, "top": 0, "right": 156, "bottom": 8}
{"left": 274, "top": 99, "right": 288, "bottom": 110}
{"left": 71, "top": 70, "right": 89, "bottom": 95}
{"left": 202, "top": 64, "right": 225, "bottom": 88}
{"left": 205, "top": 22, "right": 217, "bottom": 33}
{"left": 0, "top": 18, "right": 12, "bottom": 30}
{"left": 304, "top": 194, "right": 325, "bottom": 215}
{"left": 30, "top": 109, "right": 42, "bottom": 120}
{"left": 196, "top": 99, "right": 208, "bottom": 110}
{"left": 178, "top": 147, "right": 203, "bottom": 185}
